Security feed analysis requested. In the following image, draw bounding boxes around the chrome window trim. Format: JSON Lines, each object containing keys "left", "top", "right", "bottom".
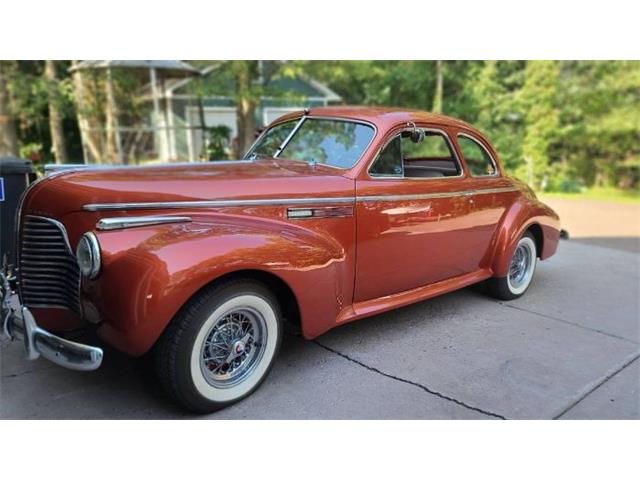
{"left": 83, "top": 187, "right": 519, "bottom": 212}
{"left": 245, "top": 115, "right": 378, "bottom": 171}
{"left": 367, "top": 127, "right": 464, "bottom": 181}
{"left": 96, "top": 216, "right": 193, "bottom": 231}
{"left": 456, "top": 132, "right": 499, "bottom": 178}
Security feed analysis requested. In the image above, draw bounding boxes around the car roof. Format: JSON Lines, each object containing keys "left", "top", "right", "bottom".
{"left": 276, "top": 106, "right": 482, "bottom": 135}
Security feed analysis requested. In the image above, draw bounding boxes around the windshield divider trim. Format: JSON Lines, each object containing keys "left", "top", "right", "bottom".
{"left": 273, "top": 116, "right": 306, "bottom": 158}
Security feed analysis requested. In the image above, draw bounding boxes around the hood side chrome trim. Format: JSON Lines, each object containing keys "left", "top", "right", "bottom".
{"left": 84, "top": 197, "right": 356, "bottom": 212}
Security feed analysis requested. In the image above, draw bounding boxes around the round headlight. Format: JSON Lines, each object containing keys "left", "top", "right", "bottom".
{"left": 76, "top": 232, "right": 101, "bottom": 279}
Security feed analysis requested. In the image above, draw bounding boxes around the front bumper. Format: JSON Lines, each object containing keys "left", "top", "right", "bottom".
{"left": 1, "top": 271, "right": 103, "bottom": 371}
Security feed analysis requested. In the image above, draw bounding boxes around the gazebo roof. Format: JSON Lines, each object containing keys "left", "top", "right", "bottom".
{"left": 69, "top": 60, "right": 200, "bottom": 78}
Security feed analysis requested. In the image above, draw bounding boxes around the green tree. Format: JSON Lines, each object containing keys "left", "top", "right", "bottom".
{"left": 519, "top": 61, "right": 560, "bottom": 188}
{"left": 44, "top": 60, "right": 69, "bottom": 164}
{"left": 0, "top": 62, "right": 18, "bottom": 156}
{"left": 189, "top": 61, "right": 305, "bottom": 158}
{"left": 468, "top": 61, "right": 525, "bottom": 174}
{"left": 554, "top": 61, "right": 640, "bottom": 189}
{"left": 432, "top": 60, "right": 443, "bottom": 114}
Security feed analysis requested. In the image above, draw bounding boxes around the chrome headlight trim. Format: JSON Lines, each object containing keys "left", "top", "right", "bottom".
{"left": 76, "top": 232, "right": 101, "bottom": 279}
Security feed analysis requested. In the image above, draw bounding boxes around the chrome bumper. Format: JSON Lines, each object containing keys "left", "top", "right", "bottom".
{"left": 1, "top": 270, "right": 103, "bottom": 371}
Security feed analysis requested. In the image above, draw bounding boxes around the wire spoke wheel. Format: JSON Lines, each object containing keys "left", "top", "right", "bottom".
{"left": 199, "top": 307, "right": 267, "bottom": 388}
{"left": 507, "top": 236, "right": 536, "bottom": 294}
{"left": 156, "top": 281, "right": 282, "bottom": 412}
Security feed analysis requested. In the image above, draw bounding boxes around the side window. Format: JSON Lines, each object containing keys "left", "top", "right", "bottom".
{"left": 457, "top": 135, "right": 496, "bottom": 176}
{"left": 369, "top": 130, "right": 461, "bottom": 178}
{"left": 369, "top": 136, "right": 402, "bottom": 176}
{"left": 401, "top": 131, "right": 461, "bottom": 178}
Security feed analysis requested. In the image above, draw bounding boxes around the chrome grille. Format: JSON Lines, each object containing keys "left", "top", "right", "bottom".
{"left": 18, "top": 215, "right": 81, "bottom": 315}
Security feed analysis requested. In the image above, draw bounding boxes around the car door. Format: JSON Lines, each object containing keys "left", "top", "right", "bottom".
{"left": 452, "top": 131, "right": 519, "bottom": 272}
{"left": 354, "top": 125, "right": 481, "bottom": 303}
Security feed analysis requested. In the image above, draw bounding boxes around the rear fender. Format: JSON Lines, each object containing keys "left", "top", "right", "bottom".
{"left": 491, "top": 197, "right": 560, "bottom": 278}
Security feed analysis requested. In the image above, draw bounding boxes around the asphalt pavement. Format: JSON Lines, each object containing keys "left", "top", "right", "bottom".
{"left": 1, "top": 235, "right": 638, "bottom": 419}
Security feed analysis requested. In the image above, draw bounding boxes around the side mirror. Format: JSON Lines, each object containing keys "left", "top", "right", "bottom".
{"left": 406, "top": 122, "right": 424, "bottom": 143}
{"left": 410, "top": 128, "right": 425, "bottom": 144}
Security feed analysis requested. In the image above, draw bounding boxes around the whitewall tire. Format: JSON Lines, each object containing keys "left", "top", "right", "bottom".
{"left": 486, "top": 232, "right": 538, "bottom": 300}
{"left": 155, "top": 280, "right": 282, "bottom": 413}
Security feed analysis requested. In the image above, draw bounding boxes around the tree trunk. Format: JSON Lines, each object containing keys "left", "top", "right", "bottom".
{"left": 0, "top": 62, "right": 18, "bottom": 157}
{"left": 44, "top": 60, "right": 69, "bottom": 164}
{"left": 234, "top": 62, "right": 257, "bottom": 158}
{"left": 104, "top": 68, "right": 123, "bottom": 164}
{"left": 432, "top": 60, "right": 443, "bottom": 114}
{"left": 197, "top": 88, "right": 207, "bottom": 160}
{"left": 236, "top": 97, "right": 256, "bottom": 158}
{"left": 72, "top": 60, "right": 102, "bottom": 163}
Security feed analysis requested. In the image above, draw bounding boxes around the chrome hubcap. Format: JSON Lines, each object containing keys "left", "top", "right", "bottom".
{"left": 199, "top": 308, "right": 267, "bottom": 388}
{"left": 509, "top": 243, "right": 532, "bottom": 289}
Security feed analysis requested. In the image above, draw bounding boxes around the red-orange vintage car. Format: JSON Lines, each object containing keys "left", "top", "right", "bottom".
{"left": 1, "top": 107, "right": 560, "bottom": 412}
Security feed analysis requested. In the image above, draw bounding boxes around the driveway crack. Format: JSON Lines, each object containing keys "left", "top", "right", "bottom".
{"left": 497, "top": 302, "right": 639, "bottom": 345}
{"left": 552, "top": 351, "right": 640, "bottom": 419}
{"left": 313, "top": 340, "right": 507, "bottom": 420}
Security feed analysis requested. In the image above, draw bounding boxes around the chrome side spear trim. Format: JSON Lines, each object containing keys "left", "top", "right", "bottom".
{"left": 96, "top": 216, "right": 193, "bottom": 230}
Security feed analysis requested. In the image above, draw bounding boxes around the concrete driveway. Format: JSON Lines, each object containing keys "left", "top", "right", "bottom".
{"left": 1, "top": 237, "right": 638, "bottom": 420}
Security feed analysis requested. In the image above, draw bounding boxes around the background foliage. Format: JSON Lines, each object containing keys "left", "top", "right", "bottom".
{"left": 1, "top": 60, "right": 638, "bottom": 193}
{"left": 300, "top": 60, "right": 639, "bottom": 192}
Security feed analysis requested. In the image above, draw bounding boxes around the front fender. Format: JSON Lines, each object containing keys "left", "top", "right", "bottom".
{"left": 490, "top": 197, "right": 560, "bottom": 278}
{"left": 86, "top": 213, "right": 352, "bottom": 355}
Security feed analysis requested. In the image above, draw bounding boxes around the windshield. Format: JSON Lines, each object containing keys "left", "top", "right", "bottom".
{"left": 246, "top": 118, "right": 375, "bottom": 169}
{"left": 246, "top": 120, "right": 297, "bottom": 159}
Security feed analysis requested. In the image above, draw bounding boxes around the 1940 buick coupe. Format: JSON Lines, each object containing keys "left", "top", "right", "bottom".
{"left": 1, "top": 107, "right": 560, "bottom": 412}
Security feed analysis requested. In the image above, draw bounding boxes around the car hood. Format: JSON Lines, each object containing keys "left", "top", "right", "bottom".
{"left": 23, "top": 159, "right": 355, "bottom": 217}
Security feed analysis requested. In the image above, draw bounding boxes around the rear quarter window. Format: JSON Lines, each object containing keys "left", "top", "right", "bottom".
{"left": 457, "top": 135, "right": 497, "bottom": 176}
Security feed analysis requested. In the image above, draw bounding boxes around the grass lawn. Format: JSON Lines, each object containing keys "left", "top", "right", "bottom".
{"left": 538, "top": 187, "right": 640, "bottom": 204}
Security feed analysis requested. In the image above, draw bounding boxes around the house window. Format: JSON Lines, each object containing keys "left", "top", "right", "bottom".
{"left": 457, "top": 135, "right": 496, "bottom": 176}
{"left": 369, "top": 129, "right": 461, "bottom": 178}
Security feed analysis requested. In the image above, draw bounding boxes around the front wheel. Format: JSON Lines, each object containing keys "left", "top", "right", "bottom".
{"left": 486, "top": 232, "right": 538, "bottom": 300}
{"left": 154, "top": 280, "right": 282, "bottom": 413}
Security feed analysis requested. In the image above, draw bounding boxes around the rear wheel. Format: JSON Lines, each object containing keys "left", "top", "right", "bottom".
{"left": 486, "top": 232, "right": 537, "bottom": 300}
{"left": 154, "top": 280, "right": 282, "bottom": 413}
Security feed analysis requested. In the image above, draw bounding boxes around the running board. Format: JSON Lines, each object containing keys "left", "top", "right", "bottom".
{"left": 337, "top": 268, "right": 493, "bottom": 325}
